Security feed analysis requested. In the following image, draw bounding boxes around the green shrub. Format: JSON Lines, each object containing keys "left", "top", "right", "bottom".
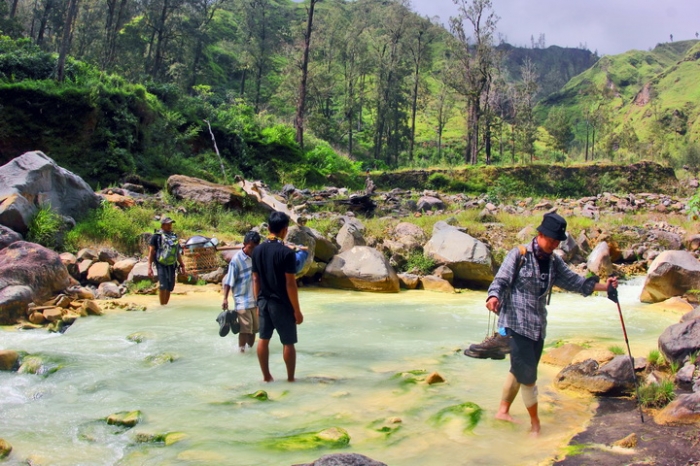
{"left": 428, "top": 172, "right": 450, "bottom": 190}
{"left": 64, "top": 202, "right": 149, "bottom": 254}
{"left": 638, "top": 379, "right": 675, "bottom": 408}
{"left": 27, "top": 205, "right": 64, "bottom": 250}
{"left": 646, "top": 349, "right": 665, "bottom": 368}
{"left": 403, "top": 252, "right": 436, "bottom": 275}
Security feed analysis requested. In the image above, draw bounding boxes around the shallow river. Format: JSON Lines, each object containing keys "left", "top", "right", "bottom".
{"left": 0, "top": 278, "right": 681, "bottom": 466}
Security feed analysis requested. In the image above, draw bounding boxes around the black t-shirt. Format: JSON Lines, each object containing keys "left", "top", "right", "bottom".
{"left": 252, "top": 239, "right": 296, "bottom": 306}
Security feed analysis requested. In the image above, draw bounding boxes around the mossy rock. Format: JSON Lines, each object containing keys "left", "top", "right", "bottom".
{"left": 429, "top": 402, "right": 483, "bottom": 433}
{"left": 144, "top": 353, "right": 179, "bottom": 366}
{"left": 247, "top": 390, "right": 269, "bottom": 401}
{"left": 17, "top": 355, "right": 62, "bottom": 376}
{"left": 134, "top": 431, "right": 187, "bottom": 446}
{"left": 127, "top": 332, "right": 150, "bottom": 343}
{"left": 391, "top": 369, "right": 428, "bottom": 386}
{"left": 106, "top": 410, "right": 142, "bottom": 428}
{"left": 262, "top": 427, "right": 350, "bottom": 451}
{"left": 0, "top": 438, "right": 12, "bottom": 459}
{"left": 368, "top": 417, "right": 402, "bottom": 437}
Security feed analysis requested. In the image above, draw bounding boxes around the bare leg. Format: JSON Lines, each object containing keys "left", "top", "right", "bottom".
{"left": 257, "top": 339, "right": 273, "bottom": 382}
{"left": 238, "top": 333, "right": 249, "bottom": 352}
{"left": 159, "top": 289, "right": 170, "bottom": 305}
{"left": 495, "top": 372, "right": 520, "bottom": 423}
{"left": 282, "top": 344, "right": 296, "bottom": 382}
{"left": 526, "top": 403, "right": 540, "bottom": 436}
{"left": 247, "top": 333, "right": 256, "bottom": 348}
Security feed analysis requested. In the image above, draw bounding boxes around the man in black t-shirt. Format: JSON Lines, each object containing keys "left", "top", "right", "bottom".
{"left": 252, "top": 211, "right": 304, "bottom": 382}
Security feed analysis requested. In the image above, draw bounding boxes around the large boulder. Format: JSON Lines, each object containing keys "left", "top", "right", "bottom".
{"left": 0, "top": 224, "right": 22, "bottom": 250}
{"left": 0, "top": 151, "right": 100, "bottom": 234}
{"left": 286, "top": 226, "right": 316, "bottom": 277}
{"left": 167, "top": 175, "right": 246, "bottom": 209}
{"left": 0, "top": 241, "right": 71, "bottom": 324}
{"left": 640, "top": 251, "right": 700, "bottom": 303}
{"left": 423, "top": 222, "right": 494, "bottom": 288}
{"left": 654, "top": 391, "right": 700, "bottom": 425}
{"left": 336, "top": 222, "right": 365, "bottom": 253}
{"left": 307, "top": 228, "right": 338, "bottom": 263}
{"left": 658, "top": 318, "right": 700, "bottom": 364}
{"left": 320, "top": 246, "right": 399, "bottom": 293}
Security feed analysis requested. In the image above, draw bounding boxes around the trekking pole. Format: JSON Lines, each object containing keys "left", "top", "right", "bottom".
{"left": 607, "top": 280, "right": 644, "bottom": 423}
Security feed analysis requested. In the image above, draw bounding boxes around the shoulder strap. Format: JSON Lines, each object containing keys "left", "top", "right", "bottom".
{"left": 510, "top": 245, "right": 527, "bottom": 288}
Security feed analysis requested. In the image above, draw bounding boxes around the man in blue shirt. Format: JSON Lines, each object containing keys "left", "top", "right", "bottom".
{"left": 222, "top": 231, "right": 261, "bottom": 352}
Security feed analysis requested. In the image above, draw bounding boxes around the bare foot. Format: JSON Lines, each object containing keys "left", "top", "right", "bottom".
{"left": 287, "top": 378, "right": 295, "bottom": 382}
{"left": 529, "top": 420, "right": 541, "bottom": 437}
{"left": 495, "top": 412, "right": 520, "bottom": 423}
{"left": 263, "top": 376, "right": 274, "bottom": 383}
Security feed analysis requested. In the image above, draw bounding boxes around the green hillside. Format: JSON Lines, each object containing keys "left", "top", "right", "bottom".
{"left": 536, "top": 40, "right": 700, "bottom": 162}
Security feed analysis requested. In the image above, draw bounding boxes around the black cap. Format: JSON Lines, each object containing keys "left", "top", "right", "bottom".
{"left": 536, "top": 212, "right": 567, "bottom": 241}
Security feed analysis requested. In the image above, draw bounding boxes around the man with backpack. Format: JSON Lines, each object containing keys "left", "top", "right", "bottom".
{"left": 485, "top": 211, "right": 617, "bottom": 435}
{"left": 148, "top": 216, "right": 186, "bottom": 305}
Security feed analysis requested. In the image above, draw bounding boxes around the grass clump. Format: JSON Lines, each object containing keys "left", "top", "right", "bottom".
{"left": 27, "top": 204, "right": 64, "bottom": 249}
{"left": 608, "top": 345, "right": 625, "bottom": 355}
{"left": 646, "top": 349, "right": 665, "bottom": 369}
{"left": 638, "top": 379, "right": 675, "bottom": 408}
{"left": 403, "top": 252, "right": 436, "bottom": 275}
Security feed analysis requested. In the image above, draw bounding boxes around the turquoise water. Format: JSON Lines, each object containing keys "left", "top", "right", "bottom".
{"left": 0, "top": 278, "right": 681, "bottom": 465}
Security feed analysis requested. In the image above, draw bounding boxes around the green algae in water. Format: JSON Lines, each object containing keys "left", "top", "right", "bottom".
{"left": 429, "top": 402, "right": 483, "bottom": 433}
{"left": 368, "top": 418, "right": 402, "bottom": 437}
{"left": 106, "top": 410, "right": 142, "bottom": 428}
{"left": 262, "top": 427, "right": 350, "bottom": 451}
{"left": 247, "top": 390, "right": 269, "bottom": 401}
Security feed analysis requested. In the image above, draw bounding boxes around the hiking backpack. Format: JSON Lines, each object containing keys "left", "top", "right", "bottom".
{"left": 156, "top": 231, "right": 179, "bottom": 266}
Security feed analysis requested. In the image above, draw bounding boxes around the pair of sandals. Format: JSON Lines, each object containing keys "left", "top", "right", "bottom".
{"left": 216, "top": 309, "right": 240, "bottom": 337}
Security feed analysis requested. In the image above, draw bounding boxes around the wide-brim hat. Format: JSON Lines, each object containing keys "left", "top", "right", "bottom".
{"left": 160, "top": 216, "right": 175, "bottom": 225}
{"left": 536, "top": 212, "right": 567, "bottom": 241}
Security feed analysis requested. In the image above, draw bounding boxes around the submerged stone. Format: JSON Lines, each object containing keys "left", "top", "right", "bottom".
{"left": 107, "top": 410, "right": 142, "bottom": 428}
{"left": 0, "top": 438, "right": 12, "bottom": 459}
{"left": 248, "top": 390, "right": 269, "bottom": 401}
{"left": 145, "top": 353, "right": 179, "bottom": 366}
{"left": 429, "top": 402, "right": 483, "bottom": 433}
{"left": 263, "top": 427, "right": 350, "bottom": 451}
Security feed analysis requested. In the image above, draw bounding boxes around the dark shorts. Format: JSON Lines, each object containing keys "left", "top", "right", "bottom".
{"left": 156, "top": 264, "right": 176, "bottom": 291}
{"left": 506, "top": 328, "right": 544, "bottom": 385}
{"left": 258, "top": 297, "right": 297, "bottom": 345}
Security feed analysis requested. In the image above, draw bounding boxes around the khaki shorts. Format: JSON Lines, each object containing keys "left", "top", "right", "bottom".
{"left": 236, "top": 307, "right": 259, "bottom": 334}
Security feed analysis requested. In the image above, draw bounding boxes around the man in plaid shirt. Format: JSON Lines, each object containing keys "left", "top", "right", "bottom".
{"left": 222, "top": 231, "right": 261, "bottom": 352}
{"left": 486, "top": 212, "right": 617, "bottom": 435}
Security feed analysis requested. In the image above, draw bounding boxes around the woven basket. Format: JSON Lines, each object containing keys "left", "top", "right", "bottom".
{"left": 183, "top": 247, "right": 220, "bottom": 275}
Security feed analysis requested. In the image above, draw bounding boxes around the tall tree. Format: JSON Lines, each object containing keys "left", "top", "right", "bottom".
{"left": 294, "top": 0, "right": 320, "bottom": 148}
{"left": 544, "top": 107, "right": 574, "bottom": 153}
{"left": 513, "top": 57, "right": 538, "bottom": 163}
{"left": 405, "top": 14, "right": 436, "bottom": 162}
{"left": 56, "top": 0, "right": 79, "bottom": 82}
{"left": 447, "top": 0, "right": 499, "bottom": 164}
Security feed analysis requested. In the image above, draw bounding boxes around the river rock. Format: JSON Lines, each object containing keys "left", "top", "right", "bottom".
{"left": 640, "top": 251, "right": 700, "bottom": 303}
{"left": 570, "top": 349, "right": 616, "bottom": 365}
{"left": 419, "top": 275, "right": 455, "bottom": 293}
{"left": 397, "top": 273, "right": 420, "bottom": 289}
{"left": 287, "top": 225, "right": 316, "bottom": 277}
{"left": 167, "top": 175, "right": 246, "bottom": 209}
{"left": 0, "top": 241, "right": 71, "bottom": 324}
{"left": 320, "top": 246, "right": 399, "bottom": 293}
{"left": 680, "top": 307, "right": 700, "bottom": 323}
{"left": 587, "top": 241, "right": 613, "bottom": 278}
{"left": 393, "top": 222, "right": 427, "bottom": 244}
{"left": 97, "top": 281, "right": 123, "bottom": 299}
{"left": 0, "top": 350, "right": 20, "bottom": 371}
{"left": 112, "top": 258, "right": 138, "bottom": 282}
{"left": 423, "top": 222, "right": 494, "bottom": 288}
{"left": 299, "top": 453, "right": 387, "bottom": 466}
{"left": 553, "top": 357, "right": 634, "bottom": 396}
{"left": 0, "top": 151, "right": 100, "bottom": 234}
{"left": 107, "top": 410, "right": 142, "bottom": 427}
{"left": 127, "top": 262, "right": 154, "bottom": 283}
{"left": 0, "top": 224, "right": 22, "bottom": 250}
{"left": 416, "top": 195, "right": 445, "bottom": 212}
{"left": 87, "top": 262, "right": 111, "bottom": 284}
{"left": 658, "top": 318, "right": 700, "bottom": 364}
{"left": 654, "top": 391, "right": 700, "bottom": 425}
{"left": 541, "top": 343, "right": 584, "bottom": 367}
{"left": 307, "top": 229, "right": 338, "bottom": 263}
{"left": 336, "top": 222, "right": 365, "bottom": 253}
{"left": 0, "top": 438, "right": 11, "bottom": 459}
{"left": 675, "top": 363, "right": 696, "bottom": 385}
{"left": 432, "top": 265, "right": 454, "bottom": 284}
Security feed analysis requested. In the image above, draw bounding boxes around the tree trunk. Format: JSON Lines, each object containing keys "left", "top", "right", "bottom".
{"left": 36, "top": 0, "right": 55, "bottom": 46}
{"left": 584, "top": 120, "right": 590, "bottom": 161}
{"left": 10, "top": 0, "right": 20, "bottom": 18}
{"left": 294, "top": 0, "right": 319, "bottom": 149}
{"left": 57, "top": 0, "right": 80, "bottom": 82}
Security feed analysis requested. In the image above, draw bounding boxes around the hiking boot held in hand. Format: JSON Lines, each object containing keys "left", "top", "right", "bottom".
{"left": 463, "top": 333, "right": 511, "bottom": 360}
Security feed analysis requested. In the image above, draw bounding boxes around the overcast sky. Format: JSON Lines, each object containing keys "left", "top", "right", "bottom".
{"left": 410, "top": 0, "right": 700, "bottom": 55}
